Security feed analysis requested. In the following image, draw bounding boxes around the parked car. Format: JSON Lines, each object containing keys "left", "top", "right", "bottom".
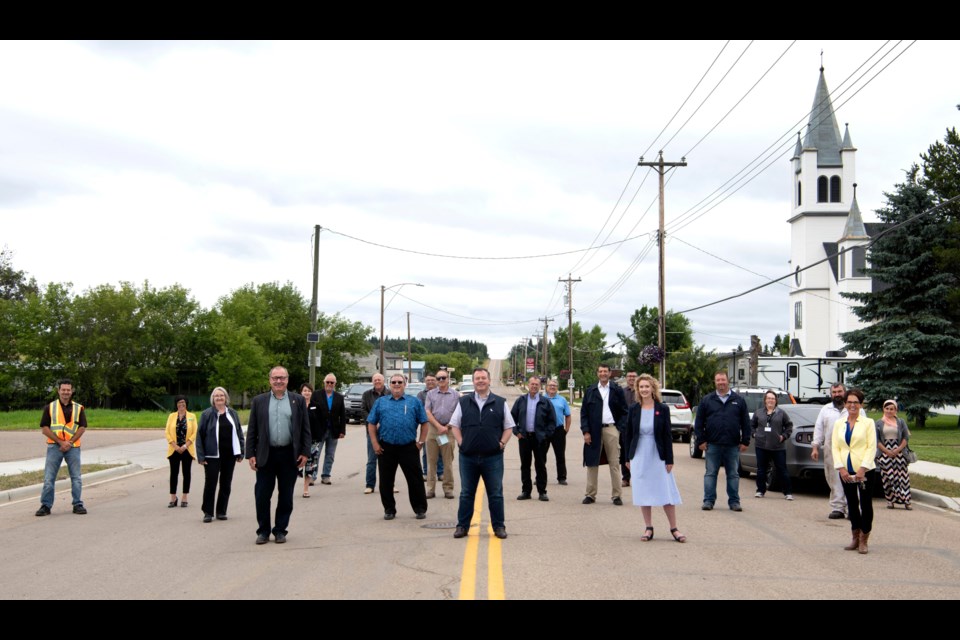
{"left": 459, "top": 383, "right": 475, "bottom": 397}
{"left": 738, "top": 404, "right": 826, "bottom": 489}
{"left": 344, "top": 382, "right": 373, "bottom": 423}
{"left": 660, "top": 388, "right": 693, "bottom": 442}
{"left": 688, "top": 387, "right": 796, "bottom": 459}
{"left": 406, "top": 382, "right": 426, "bottom": 397}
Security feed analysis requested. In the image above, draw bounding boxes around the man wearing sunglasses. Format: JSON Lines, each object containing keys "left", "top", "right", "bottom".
{"left": 425, "top": 370, "right": 458, "bottom": 499}
{"left": 367, "top": 375, "right": 429, "bottom": 520}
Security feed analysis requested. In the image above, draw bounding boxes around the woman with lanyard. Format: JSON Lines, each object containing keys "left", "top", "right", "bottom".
{"left": 165, "top": 395, "right": 197, "bottom": 508}
{"left": 750, "top": 390, "right": 794, "bottom": 500}
{"left": 197, "top": 387, "right": 245, "bottom": 524}
{"left": 831, "top": 388, "right": 877, "bottom": 554}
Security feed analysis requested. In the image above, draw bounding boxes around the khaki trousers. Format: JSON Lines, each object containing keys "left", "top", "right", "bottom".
{"left": 585, "top": 424, "right": 622, "bottom": 499}
{"left": 822, "top": 445, "right": 848, "bottom": 514}
{"left": 426, "top": 425, "right": 455, "bottom": 494}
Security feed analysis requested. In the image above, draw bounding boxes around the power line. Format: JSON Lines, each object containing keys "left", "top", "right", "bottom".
{"left": 319, "top": 225, "right": 648, "bottom": 261}
{"left": 660, "top": 40, "right": 754, "bottom": 153}
{"left": 640, "top": 40, "right": 731, "bottom": 159}
{"left": 683, "top": 40, "right": 796, "bottom": 157}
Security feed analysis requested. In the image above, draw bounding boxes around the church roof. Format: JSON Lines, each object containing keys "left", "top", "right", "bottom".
{"left": 802, "top": 69, "right": 843, "bottom": 167}
{"left": 792, "top": 132, "right": 802, "bottom": 160}
{"left": 840, "top": 191, "right": 869, "bottom": 240}
{"left": 841, "top": 123, "right": 855, "bottom": 150}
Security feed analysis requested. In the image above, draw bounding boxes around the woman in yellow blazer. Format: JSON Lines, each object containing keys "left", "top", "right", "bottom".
{"left": 831, "top": 388, "right": 877, "bottom": 554}
{"left": 166, "top": 395, "right": 198, "bottom": 508}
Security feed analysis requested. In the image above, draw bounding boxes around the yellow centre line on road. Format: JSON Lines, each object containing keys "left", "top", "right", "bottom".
{"left": 457, "top": 479, "right": 506, "bottom": 600}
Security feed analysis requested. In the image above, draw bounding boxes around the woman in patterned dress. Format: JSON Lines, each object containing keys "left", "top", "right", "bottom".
{"left": 875, "top": 399, "right": 912, "bottom": 510}
{"left": 299, "top": 383, "right": 322, "bottom": 498}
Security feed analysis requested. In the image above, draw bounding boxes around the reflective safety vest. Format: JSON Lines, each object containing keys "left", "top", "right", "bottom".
{"left": 47, "top": 401, "right": 83, "bottom": 447}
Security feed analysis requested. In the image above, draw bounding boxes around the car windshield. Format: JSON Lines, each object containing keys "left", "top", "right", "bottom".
{"left": 662, "top": 392, "right": 686, "bottom": 405}
{"left": 461, "top": 383, "right": 475, "bottom": 393}
{"left": 347, "top": 384, "right": 373, "bottom": 395}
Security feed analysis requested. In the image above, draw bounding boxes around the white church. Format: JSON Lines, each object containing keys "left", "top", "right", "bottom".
{"left": 787, "top": 67, "right": 884, "bottom": 359}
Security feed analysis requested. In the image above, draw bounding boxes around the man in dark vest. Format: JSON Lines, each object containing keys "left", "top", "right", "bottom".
{"left": 449, "top": 367, "right": 515, "bottom": 539}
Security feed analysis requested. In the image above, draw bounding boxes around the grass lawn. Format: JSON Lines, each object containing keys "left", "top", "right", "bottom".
{"left": 0, "top": 409, "right": 252, "bottom": 430}
{"left": 866, "top": 411, "right": 960, "bottom": 467}
{"left": 911, "top": 473, "right": 960, "bottom": 498}
{"left": 0, "top": 463, "right": 121, "bottom": 491}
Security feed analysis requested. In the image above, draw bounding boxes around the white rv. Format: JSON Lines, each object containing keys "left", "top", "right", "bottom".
{"left": 756, "top": 356, "right": 860, "bottom": 403}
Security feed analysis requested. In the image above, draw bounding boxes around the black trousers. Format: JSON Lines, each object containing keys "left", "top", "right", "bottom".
{"left": 546, "top": 427, "right": 567, "bottom": 482}
{"left": 255, "top": 445, "right": 299, "bottom": 536}
{"left": 841, "top": 470, "right": 876, "bottom": 534}
{"left": 620, "top": 430, "right": 630, "bottom": 482}
{"left": 756, "top": 447, "right": 792, "bottom": 495}
{"left": 202, "top": 456, "right": 236, "bottom": 517}
{"left": 518, "top": 434, "right": 549, "bottom": 495}
{"left": 378, "top": 441, "right": 427, "bottom": 515}
{"left": 169, "top": 450, "right": 193, "bottom": 494}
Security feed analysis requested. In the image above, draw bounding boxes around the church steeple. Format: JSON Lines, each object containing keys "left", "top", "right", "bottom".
{"left": 802, "top": 68, "right": 843, "bottom": 167}
{"left": 840, "top": 184, "right": 868, "bottom": 240}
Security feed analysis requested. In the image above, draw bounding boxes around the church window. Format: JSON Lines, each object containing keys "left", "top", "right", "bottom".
{"left": 840, "top": 249, "right": 846, "bottom": 279}
{"left": 852, "top": 246, "right": 867, "bottom": 276}
{"left": 830, "top": 176, "right": 841, "bottom": 202}
{"left": 794, "top": 302, "right": 802, "bottom": 329}
{"left": 797, "top": 180, "right": 802, "bottom": 206}
{"left": 817, "top": 176, "right": 828, "bottom": 203}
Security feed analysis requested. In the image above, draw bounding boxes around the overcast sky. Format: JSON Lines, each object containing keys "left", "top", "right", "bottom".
{"left": 1, "top": 40, "right": 956, "bottom": 360}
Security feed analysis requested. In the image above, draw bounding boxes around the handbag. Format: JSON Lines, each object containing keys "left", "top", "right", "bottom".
{"left": 903, "top": 446, "right": 917, "bottom": 464}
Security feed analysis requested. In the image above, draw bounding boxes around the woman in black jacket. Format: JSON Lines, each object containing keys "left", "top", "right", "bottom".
{"left": 750, "top": 390, "right": 794, "bottom": 500}
{"left": 624, "top": 374, "right": 685, "bottom": 543}
{"left": 196, "top": 386, "right": 245, "bottom": 523}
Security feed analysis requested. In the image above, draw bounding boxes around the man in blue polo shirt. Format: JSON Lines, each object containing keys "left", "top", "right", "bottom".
{"left": 367, "top": 374, "right": 429, "bottom": 520}
{"left": 693, "top": 370, "right": 751, "bottom": 512}
{"left": 544, "top": 379, "right": 572, "bottom": 485}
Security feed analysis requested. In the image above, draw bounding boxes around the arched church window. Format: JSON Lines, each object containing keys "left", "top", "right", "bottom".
{"left": 797, "top": 180, "right": 802, "bottom": 206}
{"left": 817, "top": 176, "right": 828, "bottom": 203}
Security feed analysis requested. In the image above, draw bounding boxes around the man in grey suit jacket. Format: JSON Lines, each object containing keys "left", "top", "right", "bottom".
{"left": 246, "top": 365, "right": 312, "bottom": 545}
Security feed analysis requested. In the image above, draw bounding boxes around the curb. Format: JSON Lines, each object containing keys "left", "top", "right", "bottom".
{"left": 0, "top": 463, "right": 144, "bottom": 504}
{"left": 911, "top": 488, "right": 960, "bottom": 512}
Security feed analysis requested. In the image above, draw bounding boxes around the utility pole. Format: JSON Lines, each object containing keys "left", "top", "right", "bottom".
{"left": 638, "top": 151, "right": 687, "bottom": 388}
{"left": 406, "top": 312, "right": 412, "bottom": 382}
{"left": 309, "top": 225, "right": 320, "bottom": 387}
{"left": 379, "top": 286, "right": 385, "bottom": 375}
{"left": 538, "top": 316, "right": 552, "bottom": 378}
{"left": 558, "top": 274, "right": 581, "bottom": 403}
{"left": 532, "top": 331, "right": 542, "bottom": 374}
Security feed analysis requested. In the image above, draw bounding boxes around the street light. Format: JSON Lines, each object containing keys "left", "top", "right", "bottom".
{"left": 380, "top": 282, "right": 424, "bottom": 375}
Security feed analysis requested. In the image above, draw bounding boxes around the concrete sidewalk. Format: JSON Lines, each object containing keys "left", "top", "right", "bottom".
{"left": 0, "top": 437, "right": 169, "bottom": 476}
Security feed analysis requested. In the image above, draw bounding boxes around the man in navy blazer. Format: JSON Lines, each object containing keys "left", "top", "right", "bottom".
{"left": 510, "top": 376, "right": 557, "bottom": 501}
{"left": 580, "top": 364, "right": 628, "bottom": 505}
{"left": 246, "top": 365, "right": 312, "bottom": 545}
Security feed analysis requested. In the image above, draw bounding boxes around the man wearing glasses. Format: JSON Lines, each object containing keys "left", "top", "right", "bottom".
{"left": 366, "top": 375, "right": 429, "bottom": 520}
{"left": 246, "top": 366, "right": 312, "bottom": 545}
{"left": 425, "top": 370, "right": 458, "bottom": 499}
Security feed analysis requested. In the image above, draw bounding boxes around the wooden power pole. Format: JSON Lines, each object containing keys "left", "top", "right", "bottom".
{"left": 638, "top": 152, "right": 687, "bottom": 388}
{"left": 558, "top": 274, "right": 581, "bottom": 403}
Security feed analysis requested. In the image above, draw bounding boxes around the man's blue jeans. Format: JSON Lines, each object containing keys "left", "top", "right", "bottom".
{"left": 703, "top": 444, "right": 741, "bottom": 507}
{"left": 457, "top": 452, "right": 505, "bottom": 529}
{"left": 315, "top": 433, "right": 340, "bottom": 480}
{"left": 365, "top": 429, "right": 377, "bottom": 489}
{"left": 41, "top": 444, "right": 82, "bottom": 508}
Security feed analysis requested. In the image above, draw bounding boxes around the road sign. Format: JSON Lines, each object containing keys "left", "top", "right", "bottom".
{"left": 307, "top": 332, "right": 319, "bottom": 343}
{"left": 525, "top": 357, "right": 535, "bottom": 373}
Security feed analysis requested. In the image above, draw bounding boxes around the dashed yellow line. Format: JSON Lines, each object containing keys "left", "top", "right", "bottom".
{"left": 457, "top": 479, "right": 506, "bottom": 600}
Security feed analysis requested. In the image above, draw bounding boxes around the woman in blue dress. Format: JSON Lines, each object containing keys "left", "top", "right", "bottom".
{"left": 624, "top": 373, "right": 685, "bottom": 542}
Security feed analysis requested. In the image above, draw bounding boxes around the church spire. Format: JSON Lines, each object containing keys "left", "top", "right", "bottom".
{"left": 841, "top": 184, "right": 868, "bottom": 240}
{"left": 802, "top": 68, "right": 843, "bottom": 166}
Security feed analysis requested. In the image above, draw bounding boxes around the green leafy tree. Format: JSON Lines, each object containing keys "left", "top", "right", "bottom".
{"left": 313, "top": 313, "right": 373, "bottom": 385}
{"left": 842, "top": 158, "right": 960, "bottom": 428}
{"left": 209, "top": 318, "right": 271, "bottom": 406}
{"left": 550, "top": 322, "right": 607, "bottom": 395}
{"left": 665, "top": 345, "right": 723, "bottom": 405}
{"left": 618, "top": 306, "right": 693, "bottom": 374}
{"left": 423, "top": 351, "right": 475, "bottom": 380}
{"left": 213, "top": 282, "right": 312, "bottom": 387}
{"left": 0, "top": 246, "right": 38, "bottom": 302}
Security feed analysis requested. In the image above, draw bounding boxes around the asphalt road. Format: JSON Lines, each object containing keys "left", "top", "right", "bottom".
{"left": 2, "top": 361, "right": 959, "bottom": 599}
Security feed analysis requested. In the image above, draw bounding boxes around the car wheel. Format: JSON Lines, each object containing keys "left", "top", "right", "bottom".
{"left": 681, "top": 432, "right": 691, "bottom": 443}
{"left": 738, "top": 458, "right": 751, "bottom": 478}
{"left": 689, "top": 437, "right": 703, "bottom": 459}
